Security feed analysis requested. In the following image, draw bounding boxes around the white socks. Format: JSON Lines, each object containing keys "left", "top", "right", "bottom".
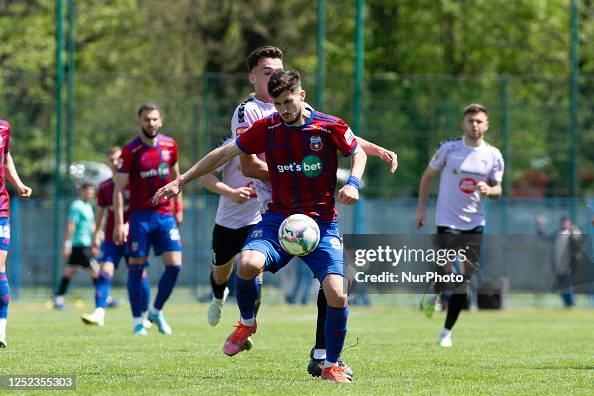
{"left": 313, "top": 349, "right": 326, "bottom": 360}
{"left": 439, "top": 327, "right": 451, "bottom": 339}
{"left": 240, "top": 317, "right": 255, "bottom": 327}
{"left": 0, "top": 318, "right": 6, "bottom": 336}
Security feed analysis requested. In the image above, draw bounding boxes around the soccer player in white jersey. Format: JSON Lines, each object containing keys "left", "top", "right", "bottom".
{"left": 415, "top": 103, "right": 504, "bottom": 347}
{"left": 232, "top": 47, "right": 397, "bottom": 378}
{"left": 202, "top": 136, "right": 259, "bottom": 327}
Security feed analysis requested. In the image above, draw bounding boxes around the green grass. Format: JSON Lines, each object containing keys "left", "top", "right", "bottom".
{"left": 2, "top": 296, "right": 594, "bottom": 395}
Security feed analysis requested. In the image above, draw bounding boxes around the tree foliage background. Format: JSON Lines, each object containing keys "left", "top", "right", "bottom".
{"left": 1, "top": 0, "right": 593, "bottom": 197}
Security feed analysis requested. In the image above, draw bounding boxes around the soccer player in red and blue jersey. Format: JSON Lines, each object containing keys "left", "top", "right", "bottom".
{"left": 0, "top": 119, "right": 32, "bottom": 348}
{"left": 81, "top": 147, "right": 151, "bottom": 327}
{"left": 154, "top": 70, "right": 366, "bottom": 383}
{"left": 113, "top": 104, "right": 183, "bottom": 336}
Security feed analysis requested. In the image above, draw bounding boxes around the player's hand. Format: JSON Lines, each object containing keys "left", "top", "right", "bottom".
{"left": 92, "top": 237, "right": 101, "bottom": 253}
{"left": 230, "top": 186, "right": 254, "bottom": 204}
{"left": 476, "top": 181, "right": 491, "bottom": 196}
{"left": 536, "top": 214, "right": 545, "bottom": 228}
{"left": 337, "top": 185, "right": 359, "bottom": 205}
{"left": 591, "top": 214, "right": 594, "bottom": 228}
{"left": 175, "top": 211, "right": 183, "bottom": 225}
{"left": 415, "top": 209, "right": 425, "bottom": 229}
{"left": 379, "top": 149, "right": 398, "bottom": 173}
{"left": 113, "top": 224, "right": 127, "bottom": 246}
{"left": 17, "top": 184, "right": 32, "bottom": 199}
{"left": 153, "top": 177, "right": 184, "bottom": 204}
{"left": 62, "top": 246, "right": 71, "bottom": 260}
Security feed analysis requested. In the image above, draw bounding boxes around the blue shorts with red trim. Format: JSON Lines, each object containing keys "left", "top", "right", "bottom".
{"left": 242, "top": 211, "right": 344, "bottom": 282}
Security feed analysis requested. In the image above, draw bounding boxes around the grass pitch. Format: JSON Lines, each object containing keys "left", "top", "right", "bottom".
{"left": 2, "top": 295, "right": 594, "bottom": 395}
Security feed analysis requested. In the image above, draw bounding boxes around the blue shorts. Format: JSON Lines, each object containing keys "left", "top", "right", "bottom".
{"left": 126, "top": 211, "right": 182, "bottom": 257}
{"left": 0, "top": 217, "right": 10, "bottom": 251}
{"left": 98, "top": 241, "right": 126, "bottom": 269}
{"left": 242, "top": 212, "right": 344, "bottom": 282}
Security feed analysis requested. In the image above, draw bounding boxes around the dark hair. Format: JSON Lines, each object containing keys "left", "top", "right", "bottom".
{"left": 246, "top": 46, "right": 283, "bottom": 72}
{"left": 138, "top": 103, "right": 161, "bottom": 118}
{"left": 79, "top": 182, "right": 95, "bottom": 191}
{"left": 463, "top": 103, "right": 488, "bottom": 117}
{"left": 267, "top": 70, "right": 301, "bottom": 98}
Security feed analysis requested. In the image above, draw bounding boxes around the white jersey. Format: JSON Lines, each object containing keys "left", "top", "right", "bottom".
{"left": 231, "top": 95, "right": 276, "bottom": 212}
{"left": 214, "top": 137, "right": 261, "bottom": 229}
{"left": 429, "top": 136, "right": 504, "bottom": 230}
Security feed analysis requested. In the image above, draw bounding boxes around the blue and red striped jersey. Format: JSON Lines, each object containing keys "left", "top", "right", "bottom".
{"left": 236, "top": 109, "right": 357, "bottom": 221}
{"left": 0, "top": 120, "right": 11, "bottom": 216}
{"left": 97, "top": 178, "right": 130, "bottom": 242}
{"left": 117, "top": 134, "right": 178, "bottom": 214}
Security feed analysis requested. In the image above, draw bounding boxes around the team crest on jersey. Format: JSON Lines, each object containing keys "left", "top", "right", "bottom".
{"left": 161, "top": 150, "right": 171, "bottom": 161}
{"left": 236, "top": 127, "right": 247, "bottom": 136}
{"left": 131, "top": 242, "right": 139, "bottom": 252}
{"left": 310, "top": 136, "right": 323, "bottom": 151}
{"left": 251, "top": 229, "right": 263, "bottom": 239}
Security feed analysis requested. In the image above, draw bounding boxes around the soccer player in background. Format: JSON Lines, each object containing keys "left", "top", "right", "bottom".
{"left": 415, "top": 103, "right": 504, "bottom": 347}
{"left": 218, "top": 46, "right": 397, "bottom": 379}
{"left": 54, "top": 183, "right": 98, "bottom": 310}
{"left": 113, "top": 103, "right": 183, "bottom": 336}
{"left": 0, "top": 119, "right": 32, "bottom": 348}
{"left": 154, "top": 70, "right": 367, "bottom": 382}
{"left": 81, "top": 147, "right": 151, "bottom": 327}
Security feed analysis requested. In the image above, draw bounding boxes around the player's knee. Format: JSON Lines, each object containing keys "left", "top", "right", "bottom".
{"left": 237, "top": 255, "right": 263, "bottom": 280}
{"left": 325, "top": 291, "right": 347, "bottom": 308}
{"left": 100, "top": 262, "right": 115, "bottom": 276}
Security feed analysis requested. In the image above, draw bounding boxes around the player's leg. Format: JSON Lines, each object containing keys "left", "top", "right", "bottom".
{"left": 0, "top": 247, "right": 9, "bottom": 348}
{"left": 438, "top": 229, "right": 483, "bottom": 347}
{"left": 141, "top": 266, "right": 151, "bottom": 328}
{"left": 223, "top": 249, "right": 265, "bottom": 356}
{"left": 128, "top": 257, "right": 148, "bottom": 335}
{"left": 208, "top": 224, "right": 247, "bottom": 326}
{"left": 81, "top": 255, "right": 115, "bottom": 327}
{"left": 147, "top": 213, "right": 182, "bottom": 335}
{"left": 82, "top": 240, "right": 125, "bottom": 326}
{"left": 303, "top": 222, "right": 352, "bottom": 382}
{"left": 126, "top": 211, "right": 152, "bottom": 335}
{"left": 223, "top": 214, "right": 292, "bottom": 356}
{"left": 208, "top": 257, "right": 233, "bottom": 326}
{"left": 54, "top": 263, "right": 80, "bottom": 309}
{"left": 319, "top": 274, "right": 350, "bottom": 383}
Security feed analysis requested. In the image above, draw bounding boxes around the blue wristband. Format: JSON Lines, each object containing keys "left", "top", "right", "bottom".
{"left": 347, "top": 176, "right": 362, "bottom": 189}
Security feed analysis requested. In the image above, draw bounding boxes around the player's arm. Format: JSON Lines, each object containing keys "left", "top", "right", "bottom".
{"left": 62, "top": 218, "right": 76, "bottom": 260}
{"left": 239, "top": 154, "right": 270, "bottom": 181}
{"left": 356, "top": 137, "right": 398, "bottom": 173}
{"left": 170, "top": 162, "right": 184, "bottom": 224}
{"left": 200, "top": 172, "right": 253, "bottom": 204}
{"left": 4, "top": 152, "right": 32, "bottom": 199}
{"left": 153, "top": 142, "right": 242, "bottom": 202}
{"left": 415, "top": 166, "right": 439, "bottom": 229}
{"left": 337, "top": 145, "right": 367, "bottom": 205}
{"left": 93, "top": 206, "right": 106, "bottom": 251}
{"left": 476, "top": 181, "right": 502, "bottom": 199}
{"left": 112, "top": 172, "right": 129, "bottom": 245}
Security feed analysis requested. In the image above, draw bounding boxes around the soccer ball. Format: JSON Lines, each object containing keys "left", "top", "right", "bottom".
{"left": 278, "top": 214, "right": 320, "bottom": 256}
